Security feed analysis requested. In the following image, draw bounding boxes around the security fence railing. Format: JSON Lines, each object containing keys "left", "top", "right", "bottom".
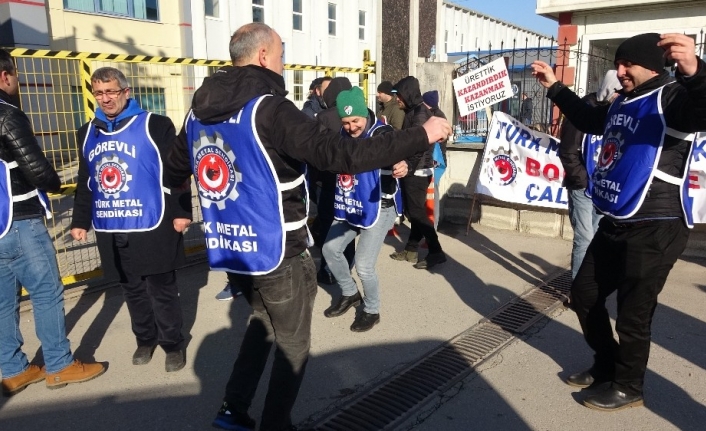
{"left": 452, "top": 34, "right": 706, "bottom": 141}
{"left": 5, "top": 48, "right": 375, "bottom": 289}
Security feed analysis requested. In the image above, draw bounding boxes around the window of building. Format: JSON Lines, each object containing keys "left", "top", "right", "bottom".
{"left": 253, "top": 0, "right": 264, "bottom": 23}
{"left": 460, "top": 34, "right": 464, "bottom": 52}
{"left": 358, "top": 10, "right": 365, "bottom": 40}
{"left": 205, "top": 0, "right": 219, "bottom": 18}
{"left": 133, "top": 87, "right": 166, "bottom": 116}
{"left": 64, "top": 0, "right": 159, "bottom": 21}
{"left": 293, "top": 70, "right": 303, "bottom": 101}
{"left": 293, "top": 0, "right": 302, "bottom": 31}
{"left": 444, "top": 30, "right": 448, "bottom": 53}
{"left": 328, "top": 3, "right": 336, "bottom": 36}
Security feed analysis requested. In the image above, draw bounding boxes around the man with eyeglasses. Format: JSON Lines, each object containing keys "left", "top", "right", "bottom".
{"left": 0, "top": 49, "right": 106, "bottom": 396}
{"left": 70, "top": 67, "right": 192, "bottom": 373}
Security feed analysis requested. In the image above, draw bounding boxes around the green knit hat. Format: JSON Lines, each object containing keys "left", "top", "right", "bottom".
{"left": 336, "top": 87, "right": 368, "bottom": 118}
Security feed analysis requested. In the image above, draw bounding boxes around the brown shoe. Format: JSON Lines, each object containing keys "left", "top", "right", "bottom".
{"left": 2, "top": 365, "right": 45, "bottom": 396}
{"left": 45, "top": 360, "right": 106, "bottom": 389}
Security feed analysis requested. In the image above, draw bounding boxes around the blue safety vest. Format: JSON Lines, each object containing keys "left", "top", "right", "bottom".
{"left": 582, "top": 133, "right": 603, "bottom": 198}
{"left": 591, "top": 84, "right": 694, "bottom": 226}
{"left": 82, "top": 112, "right": 166, "bottom": 232}
{"left": 333, "top": 119, "right": 402, "bottom": 228}
{"left": 0, "top": 100, "right": 52, "bottom": 239}
{"left": 185, "top": 95, "right": 308, "bottom": 275}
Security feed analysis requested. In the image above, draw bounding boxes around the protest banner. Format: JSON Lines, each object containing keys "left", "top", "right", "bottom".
{"left": 476, "top": 111, "right": 568, "bottom": 210}
{"left": 453, "top": 57, "right": 513, "bottom": 117}
{"left": 689, "top": 132, "right": 706, "bottom": 223}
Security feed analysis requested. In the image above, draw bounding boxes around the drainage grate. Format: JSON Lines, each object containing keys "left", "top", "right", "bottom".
{"left": 310, "top": 270, "right": 572, "bottom": 431}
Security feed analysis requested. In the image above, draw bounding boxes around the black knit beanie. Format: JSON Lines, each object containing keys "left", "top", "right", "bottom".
{"left": 614, "top": 33, "right": 668, "bottom": 72}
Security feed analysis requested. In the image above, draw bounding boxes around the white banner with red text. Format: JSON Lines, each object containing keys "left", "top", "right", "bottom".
{"left": 476, "top": 112, "right": 568, "bottom": 209}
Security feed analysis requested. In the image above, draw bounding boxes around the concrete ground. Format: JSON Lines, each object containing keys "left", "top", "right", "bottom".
{"left": 1, "top": 222, "right": 705, "bottom": 431}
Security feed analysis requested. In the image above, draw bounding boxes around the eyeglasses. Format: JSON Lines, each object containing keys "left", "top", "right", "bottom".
{"left": 92, "top": 88, "right": 127, "bottom": 98}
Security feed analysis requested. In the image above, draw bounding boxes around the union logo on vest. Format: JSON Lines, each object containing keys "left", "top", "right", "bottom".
{"left": 596, "top": 130, "right": 624, "bottom": 173}
{"left": 95, "top": 155, "right": 132, "bottom": 199}
{"left": 193, "top": 131, "right": 242, "bottom": 210}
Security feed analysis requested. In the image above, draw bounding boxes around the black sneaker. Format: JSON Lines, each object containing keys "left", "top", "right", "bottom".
{"left": 414, "top": 252, "right": 447, "bottom": 270}
{"left": 212, "top": 402, "right": 256, "bottom": 431}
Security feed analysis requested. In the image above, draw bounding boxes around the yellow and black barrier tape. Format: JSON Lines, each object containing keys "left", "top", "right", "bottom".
{"left": 6, "top": 47, "right": 374, "bottom": 74}
{"left": 8, "top": 48, "right": 231, "bottom": 67}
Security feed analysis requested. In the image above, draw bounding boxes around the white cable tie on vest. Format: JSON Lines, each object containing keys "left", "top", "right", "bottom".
{"left": 652, "top": 169, "right": 682, "bottom": 186}
{"left": 284, "top": 216, "right": 308, "bottom": 232}
{"left": 279, "top": 174, "right": 305, "bottom": 191}
{"left": 12, "top": 189, "right": 39, "bottom": 202}
{"left": 414, "top": 168, "right": 433, "bottom": 177}
{"left": 665, "top": 127, "right": 695, "bottom": 141}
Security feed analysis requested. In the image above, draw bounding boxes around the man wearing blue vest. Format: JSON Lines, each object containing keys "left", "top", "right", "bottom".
{"left": 532, "top": 33, "right": 706, "bottom": 411}
{"left": 167, "top": 23, "right": 450, "bottom": 431}
{"left": 0, "top": 49, "right": 106, "bottom": 396}
{"left": 71, "top": 67, "right": 192, "bottom": 373}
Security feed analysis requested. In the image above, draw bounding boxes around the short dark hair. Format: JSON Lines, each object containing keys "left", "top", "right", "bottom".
{"left": 0, "top": 49, "right": 16, "bottom": 75}
{"left": 91, "top": 67, "right": 129, "bottom": 88}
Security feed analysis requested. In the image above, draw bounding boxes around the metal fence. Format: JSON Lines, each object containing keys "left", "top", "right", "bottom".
{"left": 452, "top": 35, "right": 706, "bottom": 140}
{"left": 6, "top": 48, "right": 375, "bottom": 288}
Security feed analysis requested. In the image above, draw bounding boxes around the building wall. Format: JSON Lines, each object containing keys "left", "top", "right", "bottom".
{"left": 538, "top": 1, "right": 706, "bottom": 92}
{"left": 46, "top": 0, "right": 184, "bottom": 56}
{"left": 190, "top": 0, "right": 378, "bottom": 66}
{"left": 0, "top": 0, "right": 51, "bottom": 48}
{"left": 442, "top": 2, "right": 554, "bottom": 60}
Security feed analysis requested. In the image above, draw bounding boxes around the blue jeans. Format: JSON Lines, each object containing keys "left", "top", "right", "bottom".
{"left": 224, "top": 251, "right": 317, "bottom": 431}
{"left": 323, "top": 205, "right": 397, "bottom": 314}
{"left": 568, "top": 188, "right": 602, "bottom": 279}
{"left": 0, "top": 218, "right": 73, "bottom": 377}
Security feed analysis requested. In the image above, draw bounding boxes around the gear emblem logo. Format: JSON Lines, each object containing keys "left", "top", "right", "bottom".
{"left": 338, "top": 174, "right": 355, "bottom": 193}
{"left": 483, "top": 145, "right": 520, "bottom": 186}
{"left": 596, "top": 131, "right": 623, "bottom": 173}
{"left": 95, "top": 155, "right": 132, "bottom": 199}
{"left": 193, "top": 131, "right": 241, "bottom": 209}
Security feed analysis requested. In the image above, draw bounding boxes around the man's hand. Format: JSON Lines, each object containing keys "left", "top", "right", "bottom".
{"left": 392, "top": 161, "right": 408, "bottom": 178}
{"left": 422, "top": 116, "right": 452, "bottom": 144}
{"left": 71, "top": 228, "right": 87, "bottom": 242}
{"left": 173, "top": 218, "right": 191, "bottom": 233}
{"left": 659, "top": 33, "right": 698, "bottom": 77}
{"left": 531, "top": 61, "right": 559, "bottom": 88}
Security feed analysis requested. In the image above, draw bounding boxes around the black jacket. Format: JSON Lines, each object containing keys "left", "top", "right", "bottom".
{"left": 558, "top": 93, "right": 600, "bottom": 190}
{"left": 548, "top": 59, "right": 706, "bottom": 220}
{"left": 167, "top": 65, "right": 430, "bottom": 257}
{"left": 71, "top": 113, "right": 191, "bottom": 278}
{"left": 395, "top": 76, "right": 434, "bottom": 173}
{"left": 0, "top": 90, "right": 60, "bottom": 220}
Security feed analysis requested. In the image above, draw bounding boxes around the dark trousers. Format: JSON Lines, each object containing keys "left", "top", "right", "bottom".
{"left": 316, "top": 172, "right": 355, "bottom": 271}
{"left": 571, "top": 218, "right": 689, "bottom": 395}
{"left": 116, "top": 246, "right": 184, "bottom": 352}
{"left": 401, "top": 175, "right": 442, "bottom": 254}
{"left": 224, "top": 251, "right": 317, "bottom": 431}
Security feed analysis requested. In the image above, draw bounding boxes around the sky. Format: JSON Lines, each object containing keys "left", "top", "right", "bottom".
{"left": 452, "top": 0, "right": 558, "bottom": 38}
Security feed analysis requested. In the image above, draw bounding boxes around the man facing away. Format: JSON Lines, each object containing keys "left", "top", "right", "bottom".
{"left": 532, "top": 33, "right": 706, "bottom": 411}
{"left": 71, "top": 67, "right": 192, "bottom": 373}
{"left": 520, "top": 91, "right": 533, "bottom": 125}
{"left": 166, "top": 23, "right": 450, "bottom": 431}
{"left": 0, "top": 49, "right": 105, "bottom": 396}
{"left": 558, "top": 70, "right": 620, "bottom": 279}
{"left": 389, "top": 76, "right": 447, "bottom": 270}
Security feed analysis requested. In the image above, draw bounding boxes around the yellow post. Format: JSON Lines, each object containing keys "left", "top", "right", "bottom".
{"left": 362, "top": 49, "right": 376, "bottom": 106}
{"left": 80, "top": 59, "right": 95, "bottom": 122}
